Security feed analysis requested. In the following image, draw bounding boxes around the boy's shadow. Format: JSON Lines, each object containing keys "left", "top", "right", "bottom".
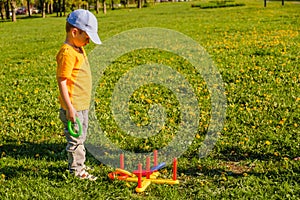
{"left": 0, "top": 141, "right": 99, "bottom": 181}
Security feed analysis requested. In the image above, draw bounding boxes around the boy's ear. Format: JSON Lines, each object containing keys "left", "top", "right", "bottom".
{"left": 71, "top": 27, "right": 79, "bottom": 37}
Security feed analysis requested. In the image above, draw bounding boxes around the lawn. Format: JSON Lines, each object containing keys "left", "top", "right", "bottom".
{"left": 0, "top": 0, "right": 299, "bottom": 199}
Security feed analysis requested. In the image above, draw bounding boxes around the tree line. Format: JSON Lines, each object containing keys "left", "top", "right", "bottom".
{"left": 0, "top": 0, "right": 156, "bottom": 22}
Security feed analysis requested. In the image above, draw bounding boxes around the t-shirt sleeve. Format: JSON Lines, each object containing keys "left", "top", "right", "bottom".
{"left": 56, "top": 48, "right": 76, "bottom": 78}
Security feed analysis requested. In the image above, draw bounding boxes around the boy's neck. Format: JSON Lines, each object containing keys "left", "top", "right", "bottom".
{"left": 64, "top": 39, "right": 83, "bottom": 54}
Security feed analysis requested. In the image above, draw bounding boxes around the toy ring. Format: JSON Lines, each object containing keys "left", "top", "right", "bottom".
{"left": 67, "top": 117, "right": 82, "bottom": 138}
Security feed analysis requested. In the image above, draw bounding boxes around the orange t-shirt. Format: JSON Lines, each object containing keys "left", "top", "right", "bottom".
{"left": 56, "top": 44, "right": 92, "bottom": 111}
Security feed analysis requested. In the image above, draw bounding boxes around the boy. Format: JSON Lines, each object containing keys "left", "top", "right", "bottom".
{"left": 56, "top": 9, "right": 101, "bottom": 180}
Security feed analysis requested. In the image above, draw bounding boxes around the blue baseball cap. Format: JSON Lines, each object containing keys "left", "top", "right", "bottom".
{"left": 67, "top": 9, "right": 102, "bottom": 45}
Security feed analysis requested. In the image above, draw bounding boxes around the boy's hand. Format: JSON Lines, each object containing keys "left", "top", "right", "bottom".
{"left": 67, "top": 107, "right": 77, "bottom": 123}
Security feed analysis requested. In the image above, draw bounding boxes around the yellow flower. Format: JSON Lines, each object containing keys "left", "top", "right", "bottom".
{"left": 145, "top": 99, "right": 152, "bottom": 104}
{"left": 279, "top": 119, "right": 286, "bottom": 125}
{"left": 144, "top": 145, "right": 150, "bottom": 150}
{"left": 265, "top": 141, "right": 271, "bottom": 145}
{"left": 140, "top": 94, "right": 145, "bottom": 100}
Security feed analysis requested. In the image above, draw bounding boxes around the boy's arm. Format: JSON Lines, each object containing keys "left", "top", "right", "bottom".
{"left": 57, "top": 77, "right": 77, "bottom": 123}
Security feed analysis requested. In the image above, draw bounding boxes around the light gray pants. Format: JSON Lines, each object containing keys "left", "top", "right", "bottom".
{"left": 59, "top": 108, "right": 89, "bottom": 175}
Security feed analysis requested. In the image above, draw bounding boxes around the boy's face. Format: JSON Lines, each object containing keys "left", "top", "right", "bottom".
{"left": 72, "top": 28, "right": 90, "bottom": 47}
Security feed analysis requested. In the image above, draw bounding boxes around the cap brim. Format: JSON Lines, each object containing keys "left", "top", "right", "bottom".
{"left": 87, "top": 31, "right": 102, "bottom": 45}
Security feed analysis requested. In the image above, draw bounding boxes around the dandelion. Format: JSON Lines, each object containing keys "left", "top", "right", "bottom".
{"left": 279, "top": 119, "right": 286, "bottom": 125}
{"left": 265, "top": 141, "right": 271, "bottom": 145}
{"left": 34, "top": 88, "right": 39, "bottom": 94}
{"left": 145, "top": 99, "right": 152, "bottom": 104}
{"left": 140, "top": 94, "right": 145, "bottom": 100}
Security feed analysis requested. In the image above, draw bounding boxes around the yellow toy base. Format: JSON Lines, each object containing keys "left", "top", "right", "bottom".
{"left": 111, "top": 159, "right": 179, "bottom": 193}
{"left": 136, "top": 180, "right": 152, "bottom": 193}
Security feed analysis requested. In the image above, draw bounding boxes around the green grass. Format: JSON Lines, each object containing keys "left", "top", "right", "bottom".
{"left": 1, "top": 0, "right": 300, "bottom": 199}
{"left": 191, "top": 0, "right": 246, "bottom": 9}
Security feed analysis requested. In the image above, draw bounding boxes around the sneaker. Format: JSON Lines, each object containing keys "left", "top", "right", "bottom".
{"left": 77, "top": 170, "right": 98, "bottom": 181}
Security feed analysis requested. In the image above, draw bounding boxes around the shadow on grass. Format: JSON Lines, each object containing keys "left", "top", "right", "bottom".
{"left": 185, "top": 140, "right": 299, "bottom": 163}
{"left": 0, "top": 141, "right": 66, "bottom": 161}
{"left": 177, "top": 147, "right": 300, "bottom": 184}
{"left": 0, "top": 141, "right": 100, "bottom": 180}
{"left": 215, "top": 144, "right": 299, "bottom": 162}
{"left": 178, "top": 162, "right": 300, "bottom": 186}
{"left": 0, "top": 15, "right": 42, "bottom": 23}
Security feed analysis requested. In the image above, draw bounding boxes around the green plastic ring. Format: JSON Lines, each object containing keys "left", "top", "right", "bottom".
{"left": 67, "top": 117, "right": 82, "bottom": 138}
